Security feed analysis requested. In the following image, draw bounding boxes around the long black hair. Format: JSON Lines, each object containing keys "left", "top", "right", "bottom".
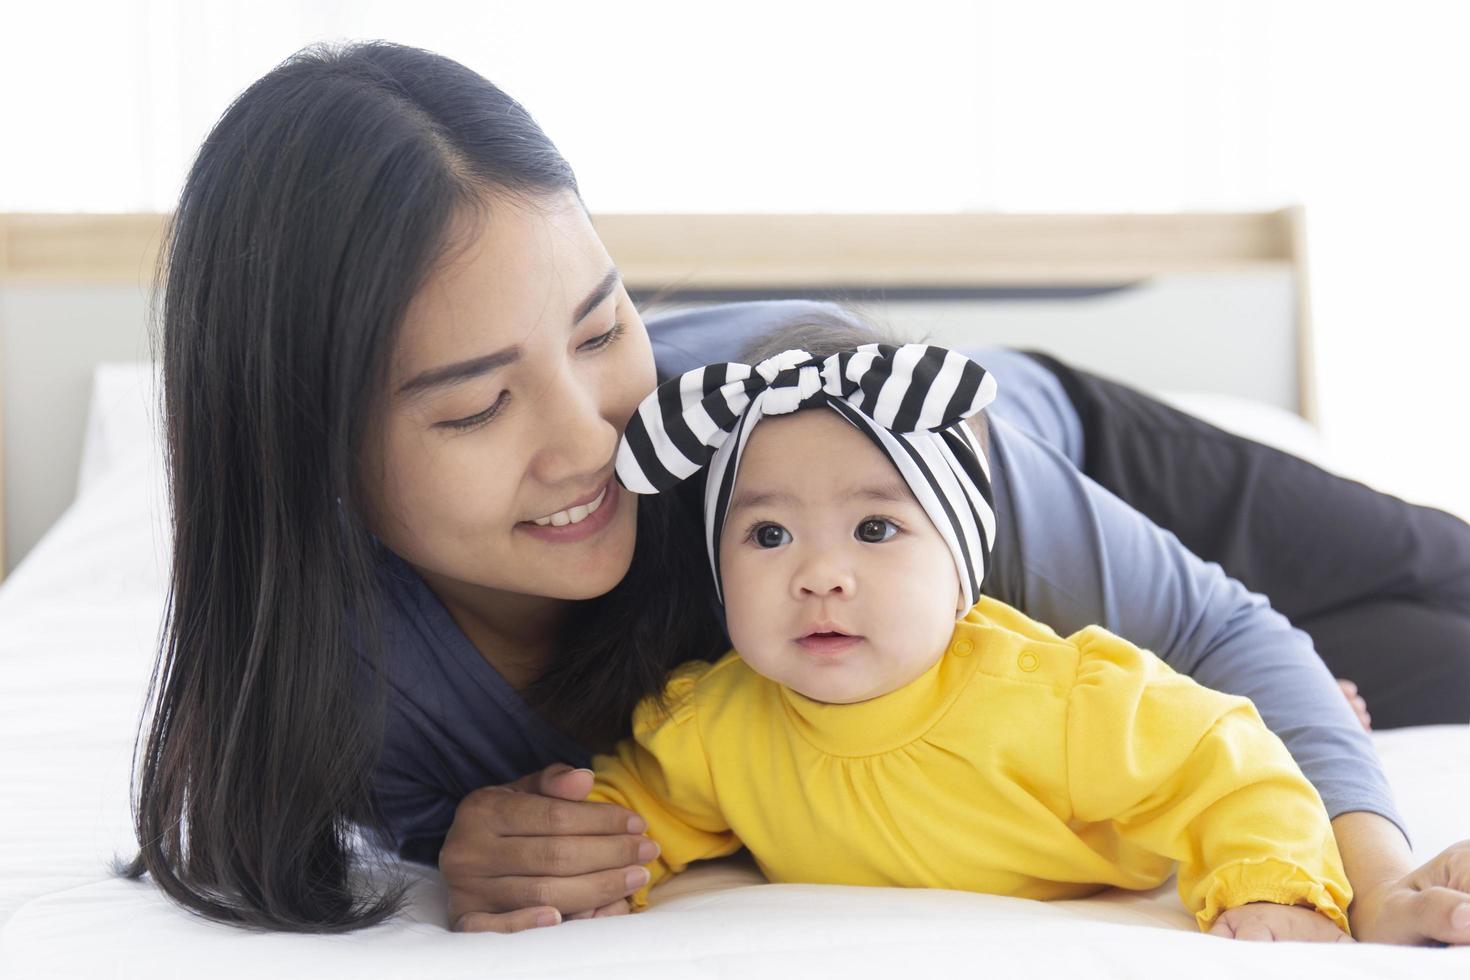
{"left": 121, "top": 40, "right": 723, "bottom": 933}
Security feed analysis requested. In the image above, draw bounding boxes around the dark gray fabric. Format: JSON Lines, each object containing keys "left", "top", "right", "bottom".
{"left": 1025, "top": 348, "right": 1470, "bottom": 729}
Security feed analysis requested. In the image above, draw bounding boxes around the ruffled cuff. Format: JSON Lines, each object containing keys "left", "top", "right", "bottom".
{"left": 1195, "top": 857, "right": 1352, "bottom": 935}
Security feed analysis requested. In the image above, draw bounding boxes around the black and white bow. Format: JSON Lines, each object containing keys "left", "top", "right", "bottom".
{"left": 616, "top": 344, "right": 998, "bottom": 614}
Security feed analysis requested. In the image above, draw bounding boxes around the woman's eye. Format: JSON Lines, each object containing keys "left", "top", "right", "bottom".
{"left": 750, "top": 523, "right": 791, "bottom": 549}
{"left": 855, "top": 518, "right": 898, "bottom": 543}
{"left": 439, "top": 391, "right": 509, "bottom": 431}
{"left": 578, "top": 320, "right": 625, "bottom": 352}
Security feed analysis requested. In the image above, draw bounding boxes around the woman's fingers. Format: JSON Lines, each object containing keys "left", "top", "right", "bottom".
{"left": 561, "top": 899, "right": 632, "bottom": 922}
{"left": 455, "top": 785, "right": 644, "bottom": 841}
{"left": 1352, "top": 840, "right": 1470, "bottom": 945}
{"left": 516, "top": 764, "right": 646, "bottom": 832}
{"left": 484, "top": 833, "right": 658, "bottom": 877}
{"left": 1408, "top": 840, "right": 1470, "bottom": 944}
{"left": 531, "top": 764, "right": 599, "bottom": 803}
{"left": 440, "top": 764, "right": 656, "bottom": 929}
{"left": 592, "top": 899, "right": 632, "bottom": 917}
{"left": 452, "top": 906, "right": 563, "bottom": 933}
{"left": 1411, "top": 887, "right": 1470, "bottom": 945}
{"left": 1336, "top": 678, "right": 1372, "bottom": 730}
{"left": 565, "top": 898, "right": 632, "bottom": 921}
{"left": 447, "top": 859, "right": 649, "bottom": 923}
{"left": 1440, "top": 841, "right": 1470, "bottom": 891}
{"left": 469, "top": 865, "right": 651, "bottom": 918}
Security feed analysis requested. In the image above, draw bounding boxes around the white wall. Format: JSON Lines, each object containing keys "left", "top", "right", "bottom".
{"left": 1, "top": 272, "right": 1302, "bottom": 574}
{"left": 3, "top": 0, "right": 1468, "bottom": 523}
{"left": 0, "top": 286, "right": 153, "bottom": 572}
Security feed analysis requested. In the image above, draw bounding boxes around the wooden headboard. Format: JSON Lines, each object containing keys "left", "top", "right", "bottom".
{"left": 0, "top": 209, "right": 1312, "bottom": 577}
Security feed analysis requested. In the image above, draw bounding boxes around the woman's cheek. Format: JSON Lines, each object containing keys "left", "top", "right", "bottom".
{"left": 444, "top": 438, "right": 526, "bottom": 531}
{"left": 379, "top": 423, "right": 478, "bottom": 534}
{"left": 612, "top": 322, "right": 658, "bottom": 420}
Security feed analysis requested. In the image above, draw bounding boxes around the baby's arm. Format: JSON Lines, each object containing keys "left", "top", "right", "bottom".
{"left": 585, "top": 660, "right": 743, "bottom": 909}
{"left": 1063, "top": 626, "right": 1353, "bottom": 937}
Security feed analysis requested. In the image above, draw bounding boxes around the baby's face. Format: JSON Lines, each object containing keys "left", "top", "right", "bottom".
{"left": 718, "top": 410, "right": 962, "bottom": 704}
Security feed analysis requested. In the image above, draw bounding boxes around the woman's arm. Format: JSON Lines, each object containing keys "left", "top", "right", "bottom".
{"left": 983, "top": 414, "right": 1405, "bottom": 837}
{"left": 1333, "top": 812, "right": 1470, "bottom": 945}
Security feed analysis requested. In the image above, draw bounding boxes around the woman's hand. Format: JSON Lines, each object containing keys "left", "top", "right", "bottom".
{"left": 1347, "top": 839, "right": 1470, "bottom": 945}
{"left": 439, "top": 763, "right": 656, "bottom": 933}
{"left": 1336, "top": 679, "right": 1372, "bottom": 731}
{"left": 1208, "top": 902, "right": 1353, "bottom": 942}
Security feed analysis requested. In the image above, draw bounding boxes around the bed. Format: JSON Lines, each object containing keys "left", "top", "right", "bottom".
{"left": 2, "top": 212, "right": 1468, "bottom": 977}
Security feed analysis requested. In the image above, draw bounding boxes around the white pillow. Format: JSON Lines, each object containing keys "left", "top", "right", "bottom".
{"left": 75, "top": 362, "right": 163, "bottom": 499}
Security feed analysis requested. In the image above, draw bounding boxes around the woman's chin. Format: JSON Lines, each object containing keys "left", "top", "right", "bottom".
{"left": 542, "top": 541, "right": 639, "bottom": 600}
{"left": 504, "top": 503, "right": 639, "bottom": 599}
{"left": 551, "top": 565, "right": 633, "bottom": 601}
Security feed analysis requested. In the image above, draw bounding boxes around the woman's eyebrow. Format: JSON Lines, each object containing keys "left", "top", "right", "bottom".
{"left": 573, "top": 267, "right": 621, "bottom": 324}
{"left": 397, "top": 347, "right": 522, "bottom": 400}
{"left": 397, "top": 266, "right": 621, "bottom": 400}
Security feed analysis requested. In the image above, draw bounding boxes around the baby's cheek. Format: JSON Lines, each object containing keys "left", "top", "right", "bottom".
{"left": 719, "top": 564, "right": 763, "bottom": 649}
{"left": 889, "top": 569, "right": 963, "bottom": 649}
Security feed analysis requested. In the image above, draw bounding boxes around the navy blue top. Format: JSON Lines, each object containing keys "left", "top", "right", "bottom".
{"left": 364, "top": 301, "right": 1401, "bottom": 862}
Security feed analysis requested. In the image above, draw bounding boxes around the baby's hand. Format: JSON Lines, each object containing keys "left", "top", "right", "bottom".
{"left": 1208, "top": 902, "right": 1353, "bottom": 942}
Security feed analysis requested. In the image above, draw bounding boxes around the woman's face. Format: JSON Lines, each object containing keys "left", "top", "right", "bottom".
{"left": 363, "top": 191, "right": 656, "bottom": 604}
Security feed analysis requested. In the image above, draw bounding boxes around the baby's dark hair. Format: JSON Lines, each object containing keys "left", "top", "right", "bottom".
{"left": 737, "top": 304, "right": 991, "bottom": 459}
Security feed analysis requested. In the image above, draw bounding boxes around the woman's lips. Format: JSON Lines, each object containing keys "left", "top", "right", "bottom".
{"left": 795, "top": 633, "right": 863, "bottom": 655}
{"left": 517, "top": 479, "right": 620, "bottom": 543}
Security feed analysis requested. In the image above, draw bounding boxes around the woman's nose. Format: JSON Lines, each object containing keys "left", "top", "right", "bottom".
{"left": 530, "top": 375, "right": 617, "bottom": 486}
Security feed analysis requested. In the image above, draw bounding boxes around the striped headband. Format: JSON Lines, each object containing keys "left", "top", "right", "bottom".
{"left": 616, "top": 343, "right": 999, "bottom": 616}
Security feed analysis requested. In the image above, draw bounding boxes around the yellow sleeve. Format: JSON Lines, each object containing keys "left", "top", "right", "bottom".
{"left": 1063, "top": 626, "right": 1353, "bottom": 934}
{"left": 586, "top": 659, "right": 742, "bottom": 909}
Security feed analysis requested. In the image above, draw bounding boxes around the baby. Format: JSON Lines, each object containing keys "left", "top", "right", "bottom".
{"left": 588, "top": 335, "right": 1353, "bottom": 941}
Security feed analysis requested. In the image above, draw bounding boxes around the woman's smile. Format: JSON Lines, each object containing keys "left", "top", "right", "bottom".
{"left": 517, "top": 477, "right": 621, "bottom": 543}
{"left": 529, "top": 480, "right": 610, "bottom": 526}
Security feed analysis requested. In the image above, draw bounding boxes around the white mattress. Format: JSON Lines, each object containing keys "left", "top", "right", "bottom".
{"left": 2, "top": 365, "right": 1467, "bottom": 977}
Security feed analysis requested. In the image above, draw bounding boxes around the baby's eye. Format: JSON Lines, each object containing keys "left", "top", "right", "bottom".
{"left": 855, "top": 518, "right": 899, "bottom": 543}
{"left": 750, "top": 523, "right": 791, "bottom": 549}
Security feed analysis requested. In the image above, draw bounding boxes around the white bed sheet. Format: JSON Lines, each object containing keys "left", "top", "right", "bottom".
{"left": 2, "top": 366, "right": 1467, "bottom": 977}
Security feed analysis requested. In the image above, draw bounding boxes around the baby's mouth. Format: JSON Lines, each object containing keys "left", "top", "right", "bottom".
{"left": 795, "top": 630, "right": 863, "bottom": 654}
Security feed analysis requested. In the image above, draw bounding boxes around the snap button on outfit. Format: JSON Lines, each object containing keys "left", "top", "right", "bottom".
{"left": 951, "top": 638, "right": 974, "bottom": 657}
{"left": 1017, "top": 651, "right": 1040, "bottom": 672}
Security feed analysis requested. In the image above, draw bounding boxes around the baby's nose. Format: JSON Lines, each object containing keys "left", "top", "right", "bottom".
{"left": 792, "top": 557, "right": 857, "bottom": 598}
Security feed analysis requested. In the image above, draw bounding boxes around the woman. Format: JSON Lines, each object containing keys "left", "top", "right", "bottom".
{"left": 124, "top": 40, "right": 1470, "bottom": 943}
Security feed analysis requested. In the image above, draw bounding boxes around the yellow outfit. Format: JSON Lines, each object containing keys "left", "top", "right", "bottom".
{"left": 589, "top": 597, "right": 1352, "bottom": 933}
